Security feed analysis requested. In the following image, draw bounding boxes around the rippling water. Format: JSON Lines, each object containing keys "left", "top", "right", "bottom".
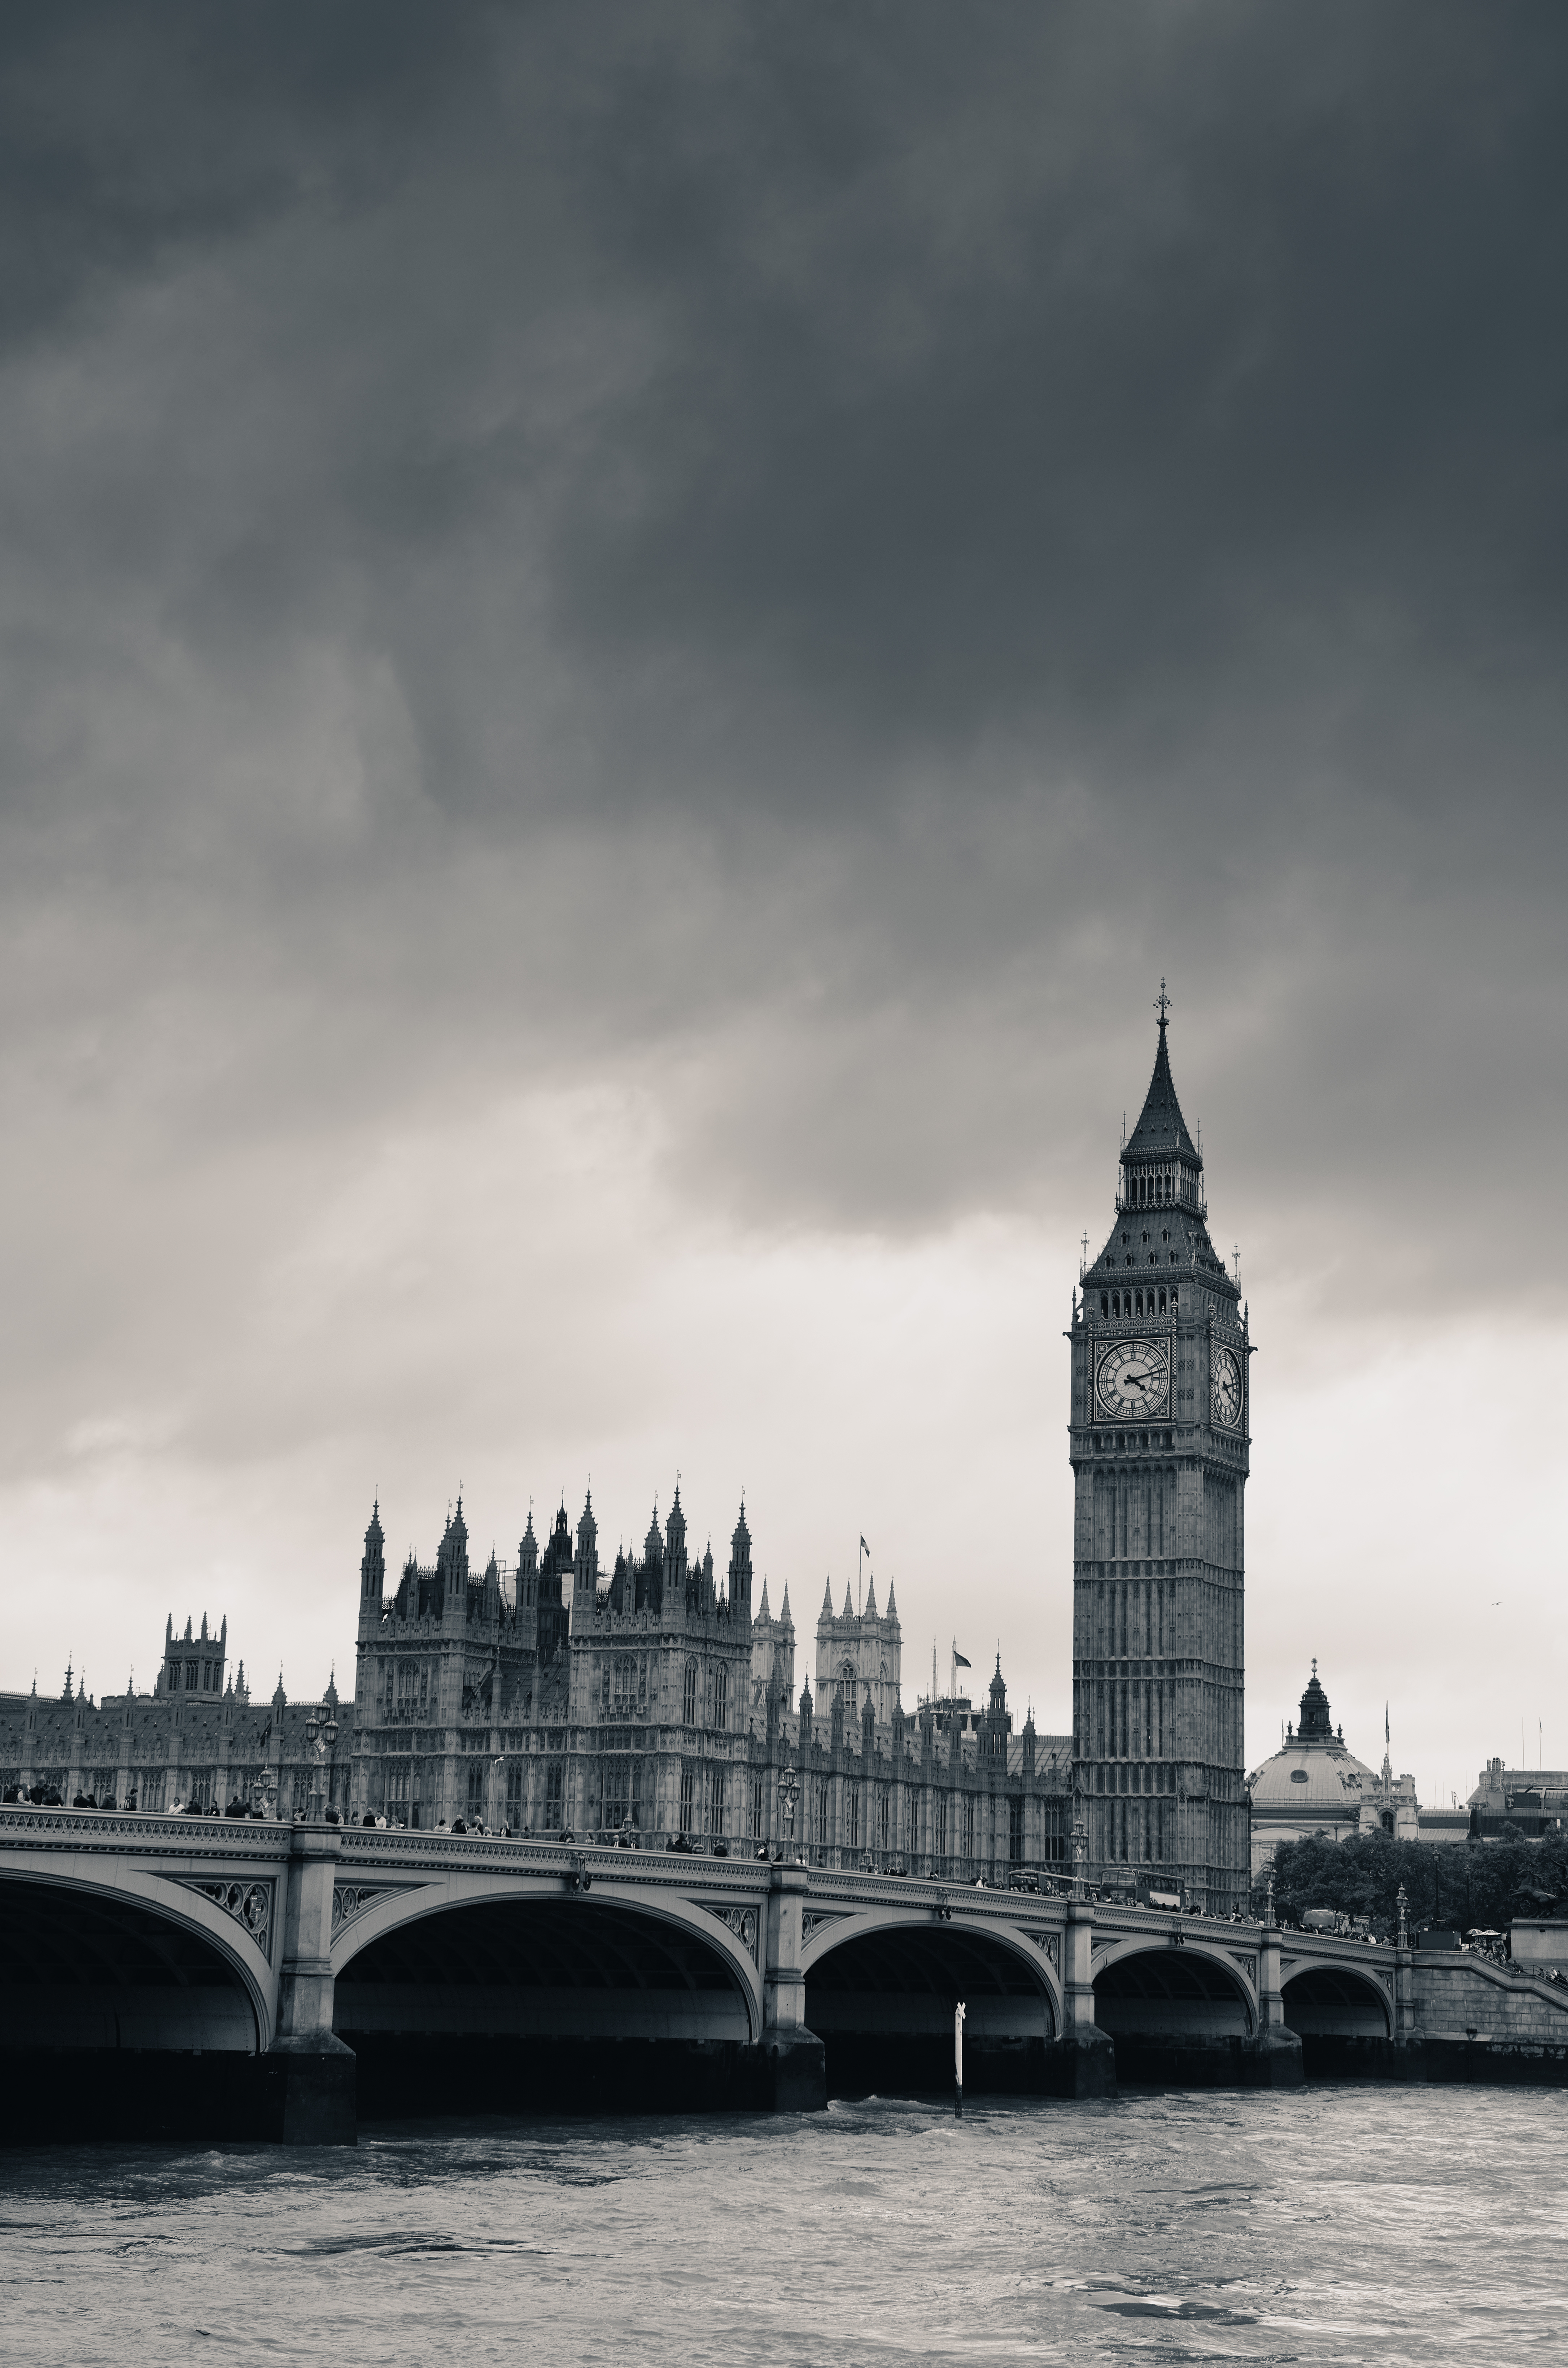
{"left": 3, "top": 2089, "right": 1565, "bottom": 2364}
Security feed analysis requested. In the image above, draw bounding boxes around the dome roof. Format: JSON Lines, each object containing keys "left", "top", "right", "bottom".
{"left": 1249, "top": 1738, "right": 1376, "bottom": 1814}
{"left": 1249, "top": 1660, "right": 1376, "bottom": 1815}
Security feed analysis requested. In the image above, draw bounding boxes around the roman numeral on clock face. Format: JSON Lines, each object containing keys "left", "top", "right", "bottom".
{"left": 1096, "top": 1340, "right": 1170, "bottom": 1420}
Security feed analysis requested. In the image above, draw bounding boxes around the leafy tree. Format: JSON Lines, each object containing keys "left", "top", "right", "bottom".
{"left": 1259, "top": 1830, "right": 1568, "bottom": 1936}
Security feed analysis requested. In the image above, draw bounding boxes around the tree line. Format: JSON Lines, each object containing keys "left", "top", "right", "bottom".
{"left": 1253, "top": 1830, "right": 1568, "bottom": 1936}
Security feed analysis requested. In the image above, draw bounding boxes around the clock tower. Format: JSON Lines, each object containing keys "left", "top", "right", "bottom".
{"left": 1067, "top": 991, "right": 1250, "bottom": 1912}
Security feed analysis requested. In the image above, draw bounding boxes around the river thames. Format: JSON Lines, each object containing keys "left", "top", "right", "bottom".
{"left": 2, "top": 2088, "right": 1563, "bottom": 2365}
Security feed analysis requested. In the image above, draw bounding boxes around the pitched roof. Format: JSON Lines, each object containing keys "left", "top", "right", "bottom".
{"left": 1124, "top": 1019, "right": 1200, "bottom": 1165}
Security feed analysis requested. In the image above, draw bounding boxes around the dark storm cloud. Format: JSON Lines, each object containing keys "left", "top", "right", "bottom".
{"left": 0, "top": 1, "right": 1564, "bottom": 1275}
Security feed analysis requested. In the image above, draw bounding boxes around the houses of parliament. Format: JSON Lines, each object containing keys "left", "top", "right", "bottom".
{"left": 1, "top": 1005, "right": 1252, "bottom": 1911}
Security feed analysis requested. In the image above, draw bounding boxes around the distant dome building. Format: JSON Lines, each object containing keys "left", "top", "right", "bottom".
{"left": 1246, "top": 1662, "right": 1418, "bottom": 1877}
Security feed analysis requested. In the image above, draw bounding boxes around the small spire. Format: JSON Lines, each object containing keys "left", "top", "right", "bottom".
{"left": 822, "top": 1575, "right": 834, "bottom": 1612}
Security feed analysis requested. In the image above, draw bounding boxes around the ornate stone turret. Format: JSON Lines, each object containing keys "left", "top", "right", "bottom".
{"left": 360, "top": 1501, "right": 385, "bottom": 1605}
{"left": 727, "top": 1503, "right": 754, "bottom": 1619}
{"left": 750, "top": 1576, "right": 795, "bottom": 1707}
{"left": 664, "top": 1487, "right": 689, "bottom": 1604}
{"left": 572, "top": 1490, "right": 599, "bottom": 1626}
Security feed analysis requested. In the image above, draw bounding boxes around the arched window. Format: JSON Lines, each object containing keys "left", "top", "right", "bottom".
{"left": 1112, "top": 1292, "right": 1120, "bottom": 1317}
{"left": 709, "top": 1664, "right": 728, "bottom": 1732}
{"left": 1135, "top": 1289, "right": 1143, "bottom": 1316}
{"left": 682, "top": 1661, "right": 698, "bottom": 1726}
{"left": 1101, "top": 1292, "right": 1109, "bottom": 1316}
{"left": 1158, "top": 1288, "right": 1166, "bottom": 1313}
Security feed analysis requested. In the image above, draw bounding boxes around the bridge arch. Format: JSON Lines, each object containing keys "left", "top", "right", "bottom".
{"left": 330, "top": 1867, "right": 764, "bottom": 2035}
{"left": 801, "top": 1907, "right": 1059, "bottom": 2096}
{"left": 0, "top": 1868, "right": 271, "bottom": 2055}
{"left": 331, "top": 1870, "right": 766, "bottom": 2114}
{"left": 1281, "top": 1960, "right": 1393, "bottom": 2040}
{"left": 1092, "top": 1935, "right": 1255, "bottom": 2070}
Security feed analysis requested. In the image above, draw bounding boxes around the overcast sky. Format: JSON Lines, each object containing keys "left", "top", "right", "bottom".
{"left": 3, "top": 3, "right": 1564, "bottom": 1808}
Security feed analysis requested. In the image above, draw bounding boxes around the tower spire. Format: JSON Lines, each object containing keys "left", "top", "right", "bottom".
{"left": 1123, "top": 998, "right": 1200, "bottom": 1166}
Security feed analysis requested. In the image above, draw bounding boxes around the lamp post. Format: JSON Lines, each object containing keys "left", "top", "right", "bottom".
{"left": 1396, "top": 1883, "right": 1409, "bottom": 1949}
{"left": 778, "top": 1768, "right": 801, "bottom": 1863}
{"left": 1071, "top": 1819, "right": 1087, "bottom": 1901}
{"left": 304, "top": 1705, "right": 340, "bottom": 1822}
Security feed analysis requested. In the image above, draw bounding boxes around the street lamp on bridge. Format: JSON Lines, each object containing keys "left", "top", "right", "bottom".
{"left": 304, "top": 1705, "right": 340, "bottom": 1822}
{"left": 778, "top": 1769, "right": 801, "bottom": 1863}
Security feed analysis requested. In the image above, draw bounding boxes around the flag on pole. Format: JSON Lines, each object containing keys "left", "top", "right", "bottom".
{"left": 953, "top": 1649, "right": 972, "bottom": 1670}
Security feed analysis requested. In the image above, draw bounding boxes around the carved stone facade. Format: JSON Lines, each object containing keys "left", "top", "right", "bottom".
{"left": 350, "top": 1486, "right": 1074, "bottom": 1876}
{"left": 0, "top": 1650, "right": 344, "bottom": 1824}
{"left": 1069, "top": 1004, "right": 1252, "bottom": 1913}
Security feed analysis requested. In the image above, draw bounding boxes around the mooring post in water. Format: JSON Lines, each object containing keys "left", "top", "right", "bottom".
{"left": 954, "top": 2000, "right": 966, "bottom": 2118}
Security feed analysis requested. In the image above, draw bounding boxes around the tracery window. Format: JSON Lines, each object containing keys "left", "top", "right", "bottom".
{"left": 607, "top": 1655, "right": 639, "bottom": 1716}
{"left": 708, "top": 1664, "right": 728, "bottom": 1732}
{"left": 679, "top": 1762, "right": 695, "bottom": 1832}
{"left": 682, "top": 1661, "right": 698, "bottom": 1726}
{"left": 707, "top": 1767, "right": 725, "bottom": 1836}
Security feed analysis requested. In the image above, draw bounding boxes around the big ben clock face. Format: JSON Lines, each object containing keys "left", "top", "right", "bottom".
{"left": 1096, "top": 1339, "right": 1170, "bottom": 1420}
{"left": 1212, "top": 1345, "right": 1243, "bottom": 1428}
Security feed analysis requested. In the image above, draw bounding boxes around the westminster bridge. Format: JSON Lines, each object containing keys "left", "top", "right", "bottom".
{"left": 6, "top": 1806, "right": 1568, "bottom": 2142}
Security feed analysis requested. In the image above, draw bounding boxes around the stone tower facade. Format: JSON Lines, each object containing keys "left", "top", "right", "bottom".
{"left": 815, "top": 1574, "right": 901, "bottom": 1728}
{"left": 1068, "top": 1000, "right": 1250, "bottom": 1911}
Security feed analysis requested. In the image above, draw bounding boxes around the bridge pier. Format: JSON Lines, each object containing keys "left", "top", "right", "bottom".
{"left": 270, "top": 1824, "right": 356, "bottom": 2144}
{"left": 761, "top": 1862, "right": 826, "bottom": 2111}
{"left": 1054, "top": 1897, "right": 1117, "bottom": 2097}
{"left": 1250, "top": 1914, "right": 1304, "bottom": 2088}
